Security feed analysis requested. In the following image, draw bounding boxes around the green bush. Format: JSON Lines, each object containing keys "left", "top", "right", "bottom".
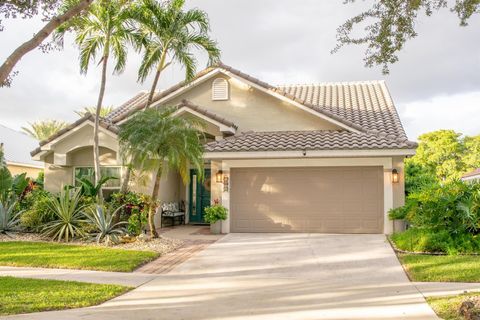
{"left": 204, "top": 204, "right": 228, "bottom": 224}
{"left": 20, "top": 189, "right": 54, "bottom": 231}
{"left": 108, "top": 192, "right": 155, "bottom": 222}
{"left": 406, "top": 180, "right": 480, "bottom": 235}
{"left": 127, "top": 209, "right": 147, "bottom": 236}
{"left": 391, "top": 228, "right": 480, "bottom": 254}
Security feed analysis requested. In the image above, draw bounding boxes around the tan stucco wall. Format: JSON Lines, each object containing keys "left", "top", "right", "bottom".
{"left": 164, "top": 75, "right": 342, "bottom": 132}
{"left": 392, "top": 156, "right": 406, "bottom": 209}
{"left": 7, "top": 164, "right": 42, "bottom": 178}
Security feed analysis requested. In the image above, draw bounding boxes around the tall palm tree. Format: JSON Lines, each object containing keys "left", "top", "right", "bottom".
{"left": 131, "top": 0, "right": 221, "bottom": 108}
{"left": 119, "top": 107, "right": 204, "bottom": 238}
{"left": 22, "top": 120, "right": 69, "bottom": 141}
{"left": 55, "top": 0, "right": 136, "bottom": 200}
{"left": 75, "top": 106, "right": 114, "bottom": 118}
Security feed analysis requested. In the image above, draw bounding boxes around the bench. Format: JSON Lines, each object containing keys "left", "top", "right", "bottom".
{"left": 160, "top": 201, "right": 185, "bottom": 228}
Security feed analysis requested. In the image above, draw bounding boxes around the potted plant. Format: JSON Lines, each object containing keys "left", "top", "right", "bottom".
{"left": 388, "top": 204, "right": 410, "bottom": 233}
{"left": 204, "top": 199, "right": 228, "bottom": 234}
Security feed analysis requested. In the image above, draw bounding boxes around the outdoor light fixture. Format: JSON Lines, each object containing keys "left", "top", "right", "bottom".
{"left": 392, "top": 169, "right": 399, "bottom": 183}
{"left": 216, "top": 170, "right": 224, "bottom": 183}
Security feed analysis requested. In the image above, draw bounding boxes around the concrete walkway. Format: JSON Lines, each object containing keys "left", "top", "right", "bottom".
{"left": 2, "top": 233, "right": 439, "bottom": 320}
{"left": 414, "top": 281, "right": 480, "bottom": 297}
{"left": 0, "top": 266, "right": 155, "bottom": 287}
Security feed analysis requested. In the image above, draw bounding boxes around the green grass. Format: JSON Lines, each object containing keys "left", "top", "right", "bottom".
{"left": 399, "top": 254, "right": 480, "bottom": 282}
{"left": 0, "top": 241, "right": 159, "bottom": 272}
{"left": 0, "top": 276, "right": 130, "bottom": 315}
{"left": 427, "top": 293, "right": 480, "bottom": 320}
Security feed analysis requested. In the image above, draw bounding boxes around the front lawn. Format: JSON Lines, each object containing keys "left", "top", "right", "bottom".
{"left": 399, "top": 254, "right": 480, "bottom": 282}
{"left": 0, "top": 241, "right": 158, "bottom": 272}
{"left": 0, "top": 276, "right": 130, "bottom": 316}
{"left": 427, "top": 293, "right": 480, "bottom": 320}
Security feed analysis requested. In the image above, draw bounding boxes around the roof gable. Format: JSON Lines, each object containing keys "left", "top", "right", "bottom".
{"left": 107, "top": 64, "right": 365, "bottom": 134}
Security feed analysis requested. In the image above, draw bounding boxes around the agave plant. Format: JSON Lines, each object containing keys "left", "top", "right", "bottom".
{"left": 0, "top": 196, "right": 22, "bottom": 235}
{"left": 85, "top": 205, "right": 126, "bottom": 244}
{"left": 42, "top": 188, "right": 87, "bottom": 242}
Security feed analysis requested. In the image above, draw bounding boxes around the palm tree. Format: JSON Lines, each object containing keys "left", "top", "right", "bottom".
{"left": 118, "top": 107, "right": 204, "bottom": 238}
{"left": 55, "top": 0, "right": 136, "bottom": 200}
{"left": 22, "top": 120, "right": 69, "bottom": 141}
{"left": 75, "top": 106, "right": 114, "bottom": 118}
{"left": 131, "top": 0, "right": 220, "bottom": 108}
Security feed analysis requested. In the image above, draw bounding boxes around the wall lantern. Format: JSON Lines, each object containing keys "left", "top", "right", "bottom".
{"left": 392, "top": 169, "right": 399, "bottom": 183}
{"left": 216, "top": 170, "right": 224, "bottom": 183}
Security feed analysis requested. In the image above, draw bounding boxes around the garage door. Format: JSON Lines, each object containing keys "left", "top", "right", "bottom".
{"left": 230, "top": 167, "right": 384, "bottom": 233}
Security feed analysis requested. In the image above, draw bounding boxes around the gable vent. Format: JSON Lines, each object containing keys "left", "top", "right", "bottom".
{"left": 212, "top": 78, "right": 229, "bottom": 101}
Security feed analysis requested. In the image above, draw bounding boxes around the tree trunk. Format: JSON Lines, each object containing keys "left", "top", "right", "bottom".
{"left": 144, "top": 49, "right": 168, "bottom": 109}
{"left": 120, "top": 166, "right": 131, "bottom": 194}
{"left": 0, "top": 0, "right": 94, "bottom": 86}
{"left": 148, "top": 167, "right": 162, "bottom": 238}
{"left": 145, "top": 69, "right": 162, "bottom": 109}
{"left": 93, "top": 43, "right": 110, "bottom": 202}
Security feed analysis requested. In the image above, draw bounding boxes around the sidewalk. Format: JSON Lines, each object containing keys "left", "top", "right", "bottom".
{"left": 414, "top": 281, "right": 480, "bottom": 297}
{"left": 0, "top": 266, "right": 156, "bottom": 287}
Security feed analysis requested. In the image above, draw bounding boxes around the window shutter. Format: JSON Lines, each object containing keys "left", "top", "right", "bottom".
{"left": 212, "top": 78, "right": 229, "bottom": 100}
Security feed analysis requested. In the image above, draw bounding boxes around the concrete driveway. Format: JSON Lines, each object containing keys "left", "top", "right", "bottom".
{"left": 4, "top": 234, "right": 438, "bottom": 320}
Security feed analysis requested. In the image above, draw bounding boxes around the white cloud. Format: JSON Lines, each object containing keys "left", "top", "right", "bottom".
{"left": 399, "top": 91, "right": 480, "bottom": 140}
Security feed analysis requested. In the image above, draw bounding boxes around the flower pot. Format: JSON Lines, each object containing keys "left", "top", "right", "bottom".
{"left": 393, "top": 219, "right": 406, "bottom": 233}
{"left": 210, "top": 221, "right": 222, "bottom": 234}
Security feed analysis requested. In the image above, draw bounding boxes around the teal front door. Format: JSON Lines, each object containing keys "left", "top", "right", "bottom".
{"left": 189, "top": 169, "right": 211, "bottom": 224}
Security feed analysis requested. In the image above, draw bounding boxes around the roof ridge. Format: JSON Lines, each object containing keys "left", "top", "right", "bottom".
{"left": 178, "top": 99, "right": 238, "bottom": 129}
{"left": 276, "top": 80, "right": 386, "bottom": 87}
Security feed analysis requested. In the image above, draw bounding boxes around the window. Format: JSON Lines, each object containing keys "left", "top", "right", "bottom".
{"left": 74, "top": 167, "right": 121, "bottom": 189}
{"left": 212, "top": 78, "right": 229, "bottom": 100}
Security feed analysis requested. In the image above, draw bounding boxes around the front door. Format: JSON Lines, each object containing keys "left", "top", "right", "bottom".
{"left": 189, "top": 169, "right": 211, "bottom": 224}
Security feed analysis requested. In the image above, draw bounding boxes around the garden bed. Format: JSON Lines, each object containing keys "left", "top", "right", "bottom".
{"left": 0, "top": 276, "right": 130, "bottom": 316}
{"left": 427, "top": 293, "right": 480, "bottom": 320}
{"left": 0, "top": 232, "right": 183, "bottom": 254}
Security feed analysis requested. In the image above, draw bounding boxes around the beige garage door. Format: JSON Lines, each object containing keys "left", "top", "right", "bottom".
{"left": 231, "top": 167, "right": 384, "bottom": 233}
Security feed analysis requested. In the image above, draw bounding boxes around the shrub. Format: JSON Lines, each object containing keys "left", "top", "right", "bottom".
{"left": 84, "top": 205, "right": 126, "bottom": 244}
{"left": 406, "top": 180, "right": 480, "bottom": 235}
{"left": 108, "top": 192, "right": 156, "bottom": 222}
{"left": 127, "top": 209, "right": 148, "bottom": 236}
{"left": 0, "top": 196, "right": 22, "bottom": 234}
{"left": 42, "top": 188, "right": 88, "bottom": 242}
{"left": 204, "top": 202, "right": 228, "bottom": 224}
{"left": 391, "top": 228, "right": 480, "bottom": 254}
{"left": 19, "top": 189, "right": 54, "bottom": 231}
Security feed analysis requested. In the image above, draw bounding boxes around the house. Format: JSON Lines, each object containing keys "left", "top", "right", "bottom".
{"left": 462, "top": 169, "right": 480, "bottom": 182}
{"left": 0, "top": 124, "right": 43, "bottom": 177}
{"left": 31, "top": 63, "right": 416, "bottom": 234}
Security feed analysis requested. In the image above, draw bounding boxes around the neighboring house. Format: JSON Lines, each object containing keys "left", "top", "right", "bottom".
{"left": 461, "top": 169, "right": 480, "bottom": 182}
{"left": 31, "top": 63, "right": 416, "bottom": 234}
{"left": 0, "top": 124, "right": 43, "bottom": 177}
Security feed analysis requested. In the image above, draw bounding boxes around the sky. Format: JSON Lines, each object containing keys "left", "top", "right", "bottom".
{"left": 0, "top": 0, "right": 479, "bottom": 141}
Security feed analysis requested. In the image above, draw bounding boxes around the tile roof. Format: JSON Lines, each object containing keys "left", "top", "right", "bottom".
{"left": 277, "top": 82, "right": 407, "bottom": 140}
{"left": 204, "top": 130, "right": 417, "bottom": 153}
{"left": 106, "top": 63, "right": 407, "bottom": 141}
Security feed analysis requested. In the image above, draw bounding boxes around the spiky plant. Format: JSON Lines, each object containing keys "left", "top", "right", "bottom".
{"left": 42, "top": 188, "right": 87, "bottom": 242}
{"left": 0, "top": 196, "right": 22, "bottom": 235}
{"left": 85, "top": 205, "right": 126, "bottom": 244}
